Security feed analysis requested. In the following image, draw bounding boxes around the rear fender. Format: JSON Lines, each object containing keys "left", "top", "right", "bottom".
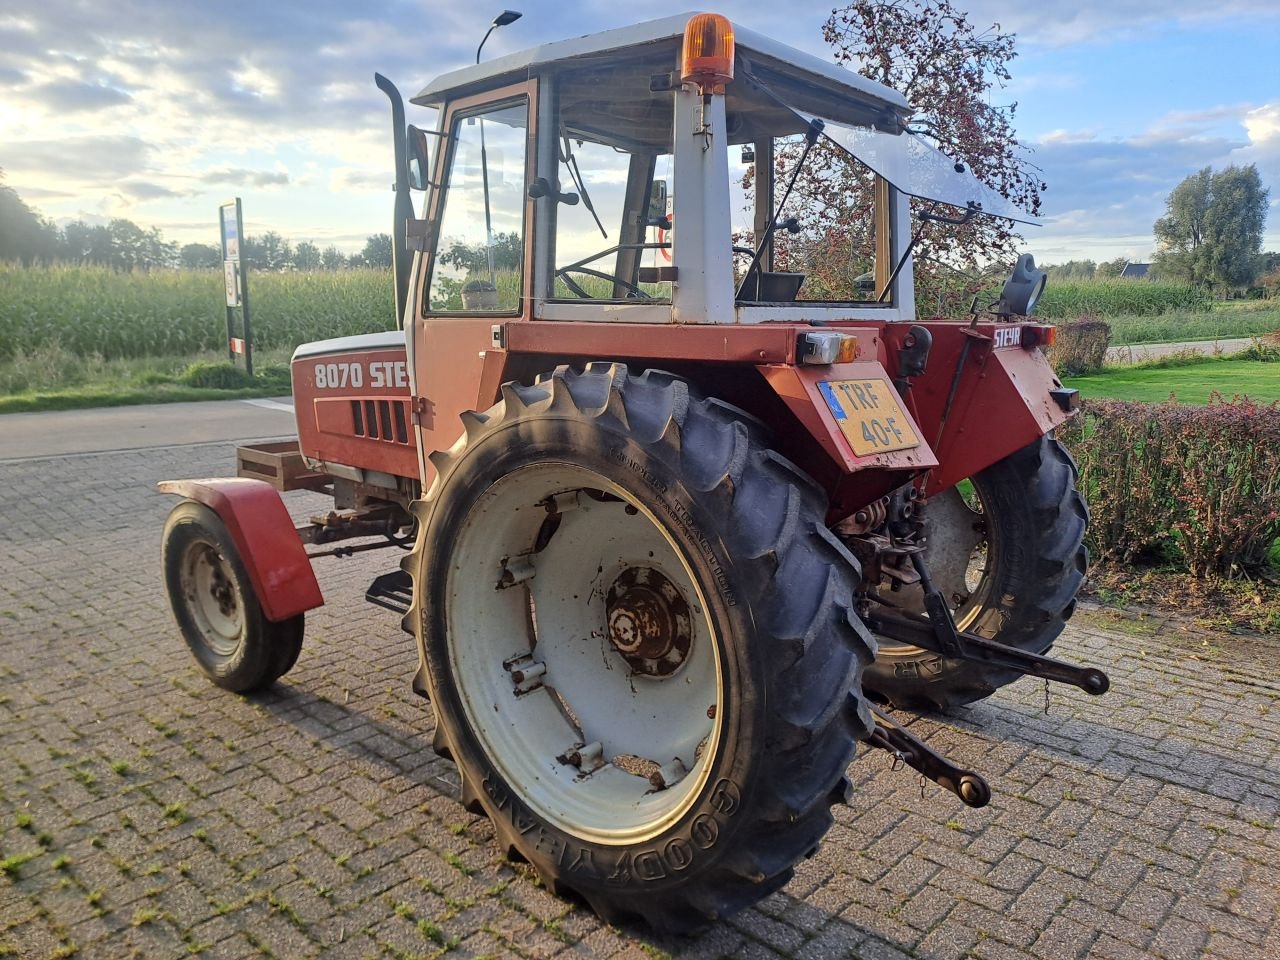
{"left": 876, "top": 325, "right": 1075, "bottom": 493}
{"left": 157, "top": 478, "right": 323, "bottom": 622}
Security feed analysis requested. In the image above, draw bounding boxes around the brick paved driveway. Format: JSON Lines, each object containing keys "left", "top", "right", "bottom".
{"left": 1, "top": 439, "right": 1278, "bottom": 960}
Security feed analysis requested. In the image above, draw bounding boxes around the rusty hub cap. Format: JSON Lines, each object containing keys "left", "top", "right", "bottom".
{"left": 605, "top": 567, "right": 692, "bottom": 677}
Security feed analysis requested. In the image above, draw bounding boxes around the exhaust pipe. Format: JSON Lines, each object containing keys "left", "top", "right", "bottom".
{"left": 374, "top": 73, "right": 413, "bottom": 329}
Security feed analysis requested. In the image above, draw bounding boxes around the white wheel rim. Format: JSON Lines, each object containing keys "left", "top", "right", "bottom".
{"left": 181, "top": 542, "right": 243, "bottom": 656}
{"left": 445, "top": 462, "right": 723, "bottom": 844}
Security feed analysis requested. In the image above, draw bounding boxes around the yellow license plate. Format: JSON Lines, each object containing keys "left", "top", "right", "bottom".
{"left": 819, "top": 378, "right": 920, "bottom": 456}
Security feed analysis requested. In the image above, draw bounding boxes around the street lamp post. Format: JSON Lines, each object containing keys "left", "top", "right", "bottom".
{"left": 476, "top": 11, "right": 522, "bottom": 286}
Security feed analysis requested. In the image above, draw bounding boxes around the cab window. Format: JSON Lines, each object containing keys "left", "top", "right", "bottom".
{"left": 545, "top": 56, "right": 677, "bottom": 303}
{"left": 428, "top": 99, "right": 528, "bottom": 313}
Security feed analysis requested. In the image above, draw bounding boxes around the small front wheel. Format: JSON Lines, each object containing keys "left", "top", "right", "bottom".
{"left": 162, "top": 500, "right": 304, "bottom": 692}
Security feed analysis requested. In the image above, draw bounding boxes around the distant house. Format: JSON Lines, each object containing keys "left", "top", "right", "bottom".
{"left": 1119, "top": 261, "right": 1150, "bottom": 279}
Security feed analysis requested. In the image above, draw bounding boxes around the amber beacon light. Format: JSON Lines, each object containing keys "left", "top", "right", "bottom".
{"left": 681, "top": 13, "right": 735, "bottom": 92}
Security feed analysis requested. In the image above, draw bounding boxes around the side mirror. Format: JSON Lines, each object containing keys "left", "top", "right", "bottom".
{"left": 407, "top": 124, "right": 430, "bottom": 191}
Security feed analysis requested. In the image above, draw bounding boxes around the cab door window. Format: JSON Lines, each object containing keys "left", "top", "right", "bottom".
{"left": 428, "top": 100, "right": 528, "bottom": 312}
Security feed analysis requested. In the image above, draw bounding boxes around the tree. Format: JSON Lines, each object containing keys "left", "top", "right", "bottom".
{"left": 1095, "top": 257, "right": 1128, "bottom": 280}
{"left": 100, "top": 219, "right": 175, "bottom": 270}
{"left": 61, "top": 220, "right": 114, "bottom": 264}
{"left": 0, "top": 169, "right": 60, "bottom": 264}
{"left": 180, "top": 243, "right": 221, "bottom": 268}
{"left": 358, "top": 233, "right": 393, "bottom": 268}
{"left": 757, "top": 0, "right": 1044, "bottom": 311}
{"left": 438, "top": 231, "right": 523, "bottom": 275}
{"left": 320, "top": 245, "right": 346, "bottom": 270}
{"left": 294, "top": 241, "right": 321, "bottom": 271}
{"left": 1045, "top": 259, "right": 1096, "bottom": 281}
{"left": 1154, "top": 165, "right": 1269, "bottom": 289}
{"left": 242, "top": 230, "right": 293, "bottom": 271}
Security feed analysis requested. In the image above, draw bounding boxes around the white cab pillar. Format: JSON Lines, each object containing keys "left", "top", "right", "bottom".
{"left": 672, "top": 87, "right": 735, "bottom": 323}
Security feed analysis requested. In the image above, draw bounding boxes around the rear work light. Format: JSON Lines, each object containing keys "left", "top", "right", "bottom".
{"left": 799, "top": 331, "right": 859, "bottom": 365}
{"left": 681, "top": 13, "right": 735, "bottom": 93}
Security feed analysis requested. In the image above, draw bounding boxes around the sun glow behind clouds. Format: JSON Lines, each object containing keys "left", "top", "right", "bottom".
{"left": 0, "top": 1, "right": 1276, "bottom": 254}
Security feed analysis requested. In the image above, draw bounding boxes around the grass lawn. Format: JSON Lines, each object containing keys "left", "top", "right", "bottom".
{"left": 0, "top": 384, "right": 286, "bottom": 415}
{"left": 0, "top": 346, "right": 294, "bottom": 414}
{"left": 1064, "top": 358, "right": 1280, "bottom": 404}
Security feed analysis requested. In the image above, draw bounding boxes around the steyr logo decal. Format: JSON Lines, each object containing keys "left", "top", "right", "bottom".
{"left": 992, "top": 327, "right": 1023, "bottom": 348}
{"left": 313, "top": 360, "right": 408, "bottom": 390}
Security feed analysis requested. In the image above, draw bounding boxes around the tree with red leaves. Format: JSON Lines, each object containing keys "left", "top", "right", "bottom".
{"left": 760, "top": 1, "right": 1045, "bottom": 313}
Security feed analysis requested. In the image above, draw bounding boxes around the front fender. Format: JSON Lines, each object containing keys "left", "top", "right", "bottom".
{"left": 157, "top": 478, "right": 323, "bottom": 622}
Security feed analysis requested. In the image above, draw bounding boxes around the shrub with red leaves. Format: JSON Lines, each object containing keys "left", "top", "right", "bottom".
{"left": 1059, "top": 395, "right": 1280, "bottom": 578}
{"left": 1046, "top": 316, "right": 1111, "bottom": 376}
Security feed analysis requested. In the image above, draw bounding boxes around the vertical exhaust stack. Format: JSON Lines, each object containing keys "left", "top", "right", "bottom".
{"left": 374, "top": 73, "right": 413, "bottom": 329}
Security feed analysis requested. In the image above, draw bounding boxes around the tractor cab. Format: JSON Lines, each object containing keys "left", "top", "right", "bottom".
{"left": 397, "top": 12, "right": 1036, "bottom": 330}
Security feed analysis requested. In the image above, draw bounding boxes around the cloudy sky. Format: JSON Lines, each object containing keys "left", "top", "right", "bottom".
{"left": 1, "top": 0, "right": 1276, "bottom": 262}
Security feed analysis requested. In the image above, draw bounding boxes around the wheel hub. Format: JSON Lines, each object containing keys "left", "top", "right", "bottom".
{"left": 605, "top": 567, "right": 691, "bottom": 677}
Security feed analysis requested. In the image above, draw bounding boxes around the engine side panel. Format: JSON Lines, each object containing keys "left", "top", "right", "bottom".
{"left": 293, "top": 344, "right": 419, "bottom": 481}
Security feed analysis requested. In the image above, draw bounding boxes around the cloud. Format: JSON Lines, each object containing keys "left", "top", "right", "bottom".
{"left": 962, "top": 0, "right": 1280, "bottom": 47}
{"left": 1226, "top": 103, "right": 1280, "bottom": 214}
{"left": 329, "top": 168, "right": 391, "bottom": 193}
{"left": 1243, "top": 104, "right": 1280, "bottom": 144}
{"left": 2, "top": 1, "right": 1275, "bottom": 254}
{"left": 11, "top": 185, "right": 76, "bottom": 200}
{"left": 27, "top": 78, "right": 132, "bottom": 111}
{"left": 199, "top": 168, "right": 290, "bottom": 187}
{"left": 116, "top": 180, "right": 186, "bottom": 201}
{"left": 1028, "top": 101, "right": 1280, "bottom": 256}
{"left": 1, "top": 134, "right": 152, "bottom": 182}
{"left": 1038, "top": 129, "right": 1097, "bottom": 145}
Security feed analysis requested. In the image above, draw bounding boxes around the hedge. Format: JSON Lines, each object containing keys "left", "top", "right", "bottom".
{"left": 1058, "top": 396, "right": 1280, "bottom": 578}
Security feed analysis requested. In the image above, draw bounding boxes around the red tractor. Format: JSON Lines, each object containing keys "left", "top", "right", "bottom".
{"left": 160, "top": 13, "right": 1101, "bottom": 931}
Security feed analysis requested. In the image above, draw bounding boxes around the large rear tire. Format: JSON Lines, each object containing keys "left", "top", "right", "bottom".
{"left": 162, "top": 500, "right": 305, "bottom": 692}
{"left": 405, "top": 364, "right": 876, "bottom": 932}
{"left": 863, "top": 435, "right": 1087, "bottom": 711}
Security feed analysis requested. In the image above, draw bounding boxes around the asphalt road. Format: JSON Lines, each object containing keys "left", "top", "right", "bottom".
{"left": 0, "top": 397, "right": 296, "bottom": 461}
{"left": 0, "top": 401, "right": 1277, "bottom": 959}
{"left": 1106, "top": 338, "right": 1254, "bottom": 363}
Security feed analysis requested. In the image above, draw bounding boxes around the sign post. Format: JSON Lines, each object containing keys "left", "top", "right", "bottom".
{"left": 219, "top": 199, "right": 253, "bottom": 377}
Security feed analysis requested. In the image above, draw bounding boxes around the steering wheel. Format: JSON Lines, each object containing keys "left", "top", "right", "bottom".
{"left": 555, "top": 264, "right": 653, "bottom": 300}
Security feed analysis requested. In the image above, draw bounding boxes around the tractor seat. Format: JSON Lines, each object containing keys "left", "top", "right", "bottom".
{"left": 739, "top": 270, "right": 805, "bottom": 302}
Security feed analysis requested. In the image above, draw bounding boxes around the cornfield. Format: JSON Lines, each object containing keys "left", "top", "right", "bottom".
{"left": 0, "top": 264, "right": 1229, "bottom": 363}
{"left": 1034, "top": 280, "right": 1209, "bottom": 318}
{"left": 0, "top": 264, "right": 395, "bottom": 360}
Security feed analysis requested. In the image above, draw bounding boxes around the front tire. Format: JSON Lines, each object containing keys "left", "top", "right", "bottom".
{"left": 162, "top": 500, "right": 304, "bottom": 692}
{"left": 863, "top": 435, "right": 1088, "bottom": 710}
{"left": 406, "top": 364, "right": 876, "bottom": 931}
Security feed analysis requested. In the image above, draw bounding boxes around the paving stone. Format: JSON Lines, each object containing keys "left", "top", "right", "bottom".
{"left": 1, "top": 442, "right": 1277, "bottom": 959}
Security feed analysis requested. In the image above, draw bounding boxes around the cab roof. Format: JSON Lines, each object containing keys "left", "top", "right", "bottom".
{"left": 411, "top": 12, "right": 911, "bottom": 117}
